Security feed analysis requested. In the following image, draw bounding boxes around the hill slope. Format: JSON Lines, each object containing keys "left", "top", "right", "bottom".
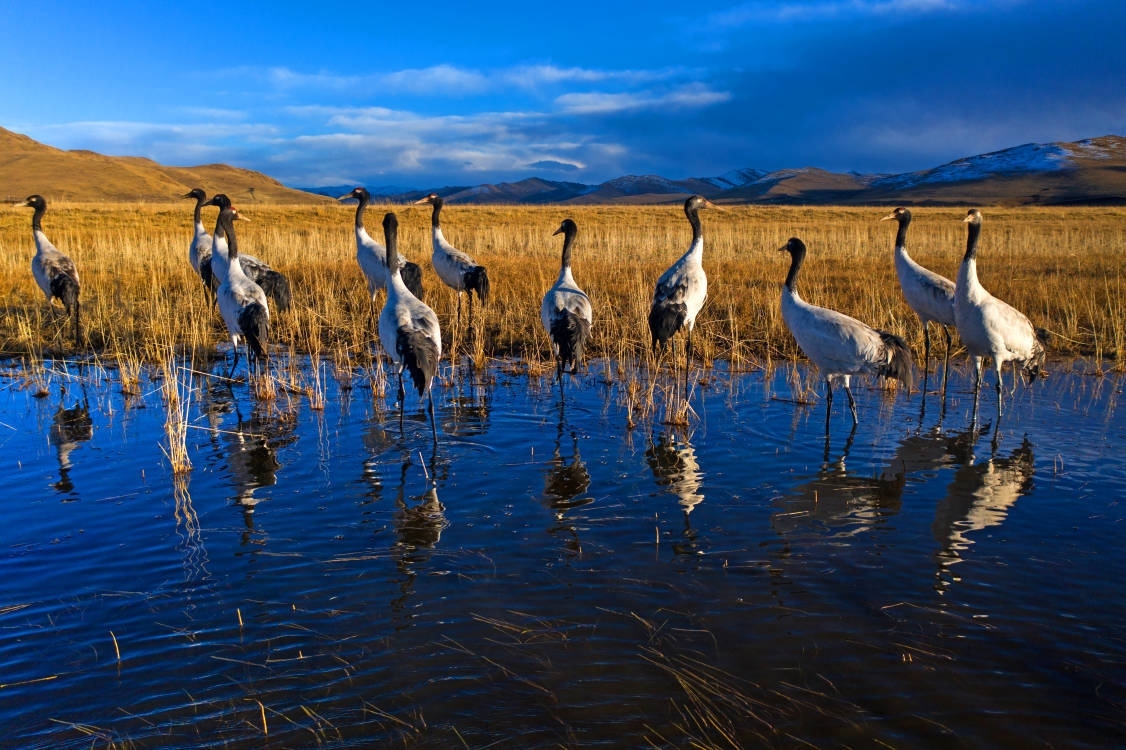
{"left": 0, "top": 127, "right": 330, "bottom": 204}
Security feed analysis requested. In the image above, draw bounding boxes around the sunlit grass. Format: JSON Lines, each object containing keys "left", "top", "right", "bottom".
{"left": 2, "top": 201, "right": 1124, "bottom": 371}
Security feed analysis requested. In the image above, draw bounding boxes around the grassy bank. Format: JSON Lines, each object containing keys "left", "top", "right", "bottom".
{"left": 3, "top": 201, "right": 1125, "bottom": 370}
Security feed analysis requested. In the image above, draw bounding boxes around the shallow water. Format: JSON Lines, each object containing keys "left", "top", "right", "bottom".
{"left": 1, "top": 357, "right": 1124, "bottom": 748}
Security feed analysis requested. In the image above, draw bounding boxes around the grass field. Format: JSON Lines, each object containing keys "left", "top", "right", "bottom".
{"left": 3, "top": 200, "right": 1125, "bottom": 372}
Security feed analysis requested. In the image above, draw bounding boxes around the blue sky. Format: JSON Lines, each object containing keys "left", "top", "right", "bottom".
{"left": 3, "top": 0, "right": 1123, "bottom": 190}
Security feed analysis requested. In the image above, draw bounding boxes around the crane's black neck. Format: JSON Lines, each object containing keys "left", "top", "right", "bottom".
{"left": 353, "top": 190, "right": 369, "bottom": 230}
{"left": 784, "top": 241, "right": 806, "bottom": 290}
{"left": 218, "top": 209, "right": 239, "bottom": 259}
{"left": 192, "top": 195, "right": 204, "bottom": 226}
{"left": 895, "top": 212, "right": 911, "bottom": 248}
{"left": 30, "top": 204, "right": 45, "bottom": 233}
{"left": 429, "top": 197, "right": 443, "bottom": 228}
{"left": 559, "top": 223, "right": 577, "bottom": 269}
{"left": 964, "top": 219, "right": 981, "bottom": 262}
{"left": 685, "top": 202, "right": 703, "bottom": 245}
{"left": 382, "top": 213, "right": 399, "bottom": 271}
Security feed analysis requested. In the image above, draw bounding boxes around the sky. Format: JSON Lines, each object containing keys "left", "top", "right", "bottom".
{"left": 2, "top": 0, "right": 1124, "bottom": 191}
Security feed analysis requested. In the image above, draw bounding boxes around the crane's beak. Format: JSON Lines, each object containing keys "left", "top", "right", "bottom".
{"left": 879, "top": 211, "right": 897, "bottom": 221}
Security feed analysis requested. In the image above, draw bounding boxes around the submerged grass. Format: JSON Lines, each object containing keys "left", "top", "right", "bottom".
{"left": 2, "top": 202, "right": 1124, "bottom": 372}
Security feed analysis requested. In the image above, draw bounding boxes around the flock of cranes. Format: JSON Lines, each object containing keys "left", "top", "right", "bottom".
{"left": 14, "top": 191, "right": 1049, "bottom": 443}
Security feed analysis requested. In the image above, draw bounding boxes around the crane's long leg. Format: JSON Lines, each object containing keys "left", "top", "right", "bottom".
{"left": 684, "top": 328, "right": 692, "bottom": 396}
{"left": 845, "top": 384, "right": 859, "bottom": 426}
{"left": 922, "top": 323, "right": 932, "bottom": 393}
{"left": 397, "top": 369, "right": 406, "bottom": 433}
{"left": 824, "top": 378, "right": 834, "bottom": 437}
{"left": 941, "top": 325, "right": 952, "bottom": 401}
{"left": 970, "top": 356, "right": 983, "bottom": 427}
{"left": 428, "top": 388, "right": 438, "bottom": 445}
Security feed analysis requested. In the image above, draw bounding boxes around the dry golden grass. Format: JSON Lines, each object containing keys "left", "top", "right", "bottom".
{"left": 2, "top": 201, "right": 1125, "bottom": 370}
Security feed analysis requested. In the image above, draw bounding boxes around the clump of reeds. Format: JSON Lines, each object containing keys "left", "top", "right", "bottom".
{"left": 159, "top": 355, "right": 193, "bottom": 475}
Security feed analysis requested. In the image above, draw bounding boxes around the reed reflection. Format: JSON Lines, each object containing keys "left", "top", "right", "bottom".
{"left": 646, "top": 429, "right": 704, "bottom": 553}
{"left": 933, "top": 428, "right": 1035, "bottom": 591}
{"left": 48, "top": 391, "right": 93, "bottom": 496}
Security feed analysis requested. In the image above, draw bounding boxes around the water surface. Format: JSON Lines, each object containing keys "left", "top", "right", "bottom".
{"left": 1, "top": 357, "right": 1124, "bottom": 748}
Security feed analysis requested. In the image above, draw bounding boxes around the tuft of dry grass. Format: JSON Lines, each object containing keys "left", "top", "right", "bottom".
{"left": 1, "top": 202, "right": 1124, "bottom": 370}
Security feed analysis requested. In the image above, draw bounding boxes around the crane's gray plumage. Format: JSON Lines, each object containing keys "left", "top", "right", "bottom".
{"left": 778, "top": 237, "right": 914, "bottom": 432}
{"left": 379, "top": 212, "right": 442, "bottom": 443}
{"left": 648, "top": 195, "right": 716, "bottom": 395}
{"left": 881, "top": 207, "right": 956, "bottom": 390}
{"left": 183, "top": 188, "right": 216, "bottom": 292}
{"left": 541, "top": 218, "right": 593, "bottom": 381}
{"left": 193, "top": 192, "right": 292, "bottom": 311}
{"left": 209, "top": 202, "right": 269, "bottom": 374}
{"left": 955, "top": 209, "right": 1048, "bottom": 425}
{"left": 21, "top": 194, "right": 81, "bottom": 344}
{"left": 338, "top": 187, "right": 424, "bottom": 301}
{"left": 413, "top": 193, "right": 489, "bottom": 331}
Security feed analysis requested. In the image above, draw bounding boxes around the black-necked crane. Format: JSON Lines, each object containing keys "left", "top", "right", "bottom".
{"left": 541, "top": 218, "right": 592, "bottom": 384}
{"left": 379, "top": 212, "right": 442, "bottom": 443}
{"left": 183, "top": 188, "right": 216, "bottom": 292}
{"left": 777, "top": 237, "right": 914, "bottom": 434}
{"left": 881, "top": 206, "right": 957, "bottom": 394}
{"left": 208, "top": 201, "right": 269, "bottom": 376}
{"left": 337, "top": 187, "right": 424, "bottom": 301}
{"left": 648, "top": 194, "right": 717, "bottom": 392}
{"left": 19, "top": 195, "right": 81, "bottom": 344}
{"left": 955, "top": 209, "right": 1048, "bottom": 426}
{"left": 191, "top": 192, "right": 292, "bottom": 311}
{"left": 412, "top": 193, "right": 489, "bottom": 333}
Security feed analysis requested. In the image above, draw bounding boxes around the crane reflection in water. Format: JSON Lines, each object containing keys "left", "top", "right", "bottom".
{"left": 645, "top": 428, "right": 705, "bottom": 554}
{"left": 47, "top": 390, "right": 93, "bottom": 496}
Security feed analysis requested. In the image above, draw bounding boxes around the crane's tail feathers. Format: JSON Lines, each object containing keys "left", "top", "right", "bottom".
{"left": 465, "top": 266, "right": 490, "bottom": 306}
{"left": 878, "top": 330, "right": 915, "bottom": 393}
{"left": 398, "top": 329, "right": 440, "bottom": 398}
{"left": 200, "top": 259, "right": 216, "bottom": 291}
{"left": 550, "top": 311, "right": 592, "bottom": 374}
{"left": 402, "top": 261, "right": 426, "bottom": 301}
{"left": 238, "top": 303, "right": 270, "bottom": 364}
{"left": 257, "top": 270, "right": 292, "bottom": 312}
{"left": 648, "top": 301, "right": 686, "bottom": 352}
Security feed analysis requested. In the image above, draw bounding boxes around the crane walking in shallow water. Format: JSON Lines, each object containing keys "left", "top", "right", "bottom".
{"left": 881, "top": 206, "right": 956, "bottom": 396}
{"left": 379, "top": 212, "right": 442, "bottom": 444}
{"left": 338, "top": 187, "right": 424, "bottom": 302}
{"left": 20, "top": 195, "right": 81, "bottom": 345}
{"left": 413, "top": 193, "right": 489, "bottom": 347}
{"left": 777, "top": 237, "right": 914, "bottom": 435}
{"left": 541, "top": 218, "right": 592, "bottom": 388}
{"left": 207, "top": 200, "right": 270, "bottom": 377}
{"left": 955, "top": 209, "right": 1048, "bottom": 427}
{"left": 648, "top": 195, "right": 717, "bottom": 394}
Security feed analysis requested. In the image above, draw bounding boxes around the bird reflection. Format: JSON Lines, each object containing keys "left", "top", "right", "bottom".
{"left": 774, "top": 422, "right": 968, "bottom": 538}
{"left": 542, "top": 416, "right": 593, "bottom": 557}
{"left": 48, "top": 393, "right": 93, "bottom": 496}
{"left": 441, "top": 379, "right": 491, "bottom": 438}
{"left": 221, "top": 401, "right": 298, "bottom": 534}
{"left": 390, "top": 450, "right": 448, "bottom": 622}
{"left": 933, "top": 428, "right": 1035, "bottom": 591}
{"left": 646, "top": 429, "right": 704, "bottom": 554}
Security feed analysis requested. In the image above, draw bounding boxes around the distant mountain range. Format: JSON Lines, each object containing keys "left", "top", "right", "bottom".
{"left": 2, "top": 125, "right": 1123, "bottom": 205}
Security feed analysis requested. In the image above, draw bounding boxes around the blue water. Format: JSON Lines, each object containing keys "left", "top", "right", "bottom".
{"left": 1, "top": 357, "right": 1124, "bottom": 748}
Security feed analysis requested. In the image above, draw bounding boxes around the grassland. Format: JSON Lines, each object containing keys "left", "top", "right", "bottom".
{"left": 2, "top": 201, "right": 1125, "bottom": 373}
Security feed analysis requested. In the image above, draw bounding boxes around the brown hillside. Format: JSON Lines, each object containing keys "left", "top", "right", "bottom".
{"left": 0, "top": 126, "right": 330, "bottom": 204}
